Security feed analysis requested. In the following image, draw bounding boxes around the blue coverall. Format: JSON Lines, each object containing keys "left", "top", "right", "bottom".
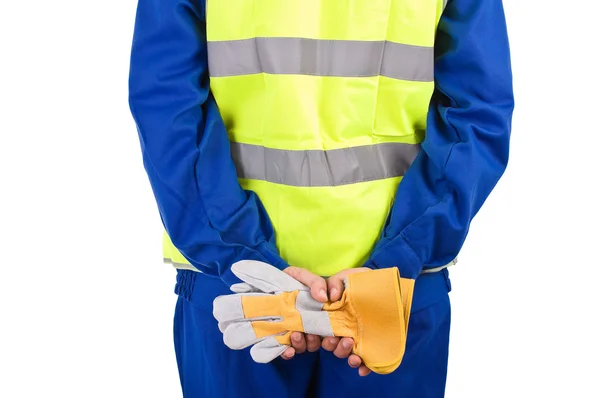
{"left": 128, "top": 0, "right": 513, "bottom": 396}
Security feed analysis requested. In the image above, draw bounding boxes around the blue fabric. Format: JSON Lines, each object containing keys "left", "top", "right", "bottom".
{"left": 174, "top": 270, "right": 451, "bottom": 398}
{"left": 128, "top": 0, "right": 288, "bottom": 286}
{"left": 364, "top": 0, "right": 514, "bottom": 278}
{"left": 129, "top": 0, "right": 513, "bottom": 284}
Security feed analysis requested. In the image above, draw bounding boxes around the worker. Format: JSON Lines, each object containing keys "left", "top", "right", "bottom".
{"left": 128, "top": 0, "right": 513, "bottom": 396}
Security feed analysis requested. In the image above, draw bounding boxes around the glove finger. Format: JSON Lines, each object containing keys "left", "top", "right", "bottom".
{"left": 222, "top": 322, "right": 274, "bottom": 350}
{"left": 230, "top": 283, "right": 258, "bottom": 293}
{"left": 223, "top": 317, "right": 289, "bottom": 349}
{"left": 213, "top": 294, "right": 246, "bottom": 324}
{"left": 232, "top": 260, "right": 308, "bottom": 293}
{"left": 218, "top": 315, "right": 282, "bottom": 334}
{"left": 250, "top": 336, "right": 290, "bottom": 363}
{"left": 213, "top": 292, "right": 279, "bottom": 324}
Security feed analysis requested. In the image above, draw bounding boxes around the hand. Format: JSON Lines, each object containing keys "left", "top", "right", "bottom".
{"left": 279, "top": 266, "right": 328, "bottom": 360}
{"left": 322, "top": 267, "right": 372, "bottom": 376}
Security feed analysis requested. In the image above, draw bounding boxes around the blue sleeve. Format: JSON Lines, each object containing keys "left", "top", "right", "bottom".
{"left": 363, "top": 0, "right": 514, "bottom": 278}
{"left": 128, "top": 0, "right": 288, "bottom": 285}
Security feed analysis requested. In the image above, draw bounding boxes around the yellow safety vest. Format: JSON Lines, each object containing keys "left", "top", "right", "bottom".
{"left": 164, "top": 0, "right": 447, "bottom": 276}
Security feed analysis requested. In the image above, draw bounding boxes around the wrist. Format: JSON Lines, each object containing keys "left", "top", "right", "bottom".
{"left": 365, "top": 236, "right": 424, "bottom": 279}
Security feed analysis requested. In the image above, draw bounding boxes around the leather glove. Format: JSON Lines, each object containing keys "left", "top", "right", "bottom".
{"left": 213, "top": 260, "right": 415, "bottom": 374}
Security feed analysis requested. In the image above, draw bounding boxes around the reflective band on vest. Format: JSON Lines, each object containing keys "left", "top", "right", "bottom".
{"left": 230, "top": 142, "right": 421, "bottom": 187}
{"left": 208, "top": 38, "right": 434, "bottom": 82}
{"left": 163, "top": 0, "right": 447, "bottom": 277}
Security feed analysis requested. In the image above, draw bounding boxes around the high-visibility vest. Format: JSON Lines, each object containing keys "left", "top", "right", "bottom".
{"left": 164, "top": 0, "right": 447, "bottom": 276}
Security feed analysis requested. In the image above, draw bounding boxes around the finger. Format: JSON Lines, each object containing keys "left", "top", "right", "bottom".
{"left": 306, "top": 334, "right": 321, "bottom": 352}
{"left": 321, "top": 336, "right": 340, "bottom": 352}
{"left": 358, "top": 365, "right": 371, "bottom": 377}
{"left": 348, "top": 354, "right": 361, "bottom": 368}
{"left": 284, "top": 267, "right": 328, "bottom": 302}
{"left": 290, "top": 332, "right": 307, "bottom": 354}
{"left": 333, "top": 337, "right": 354, "bottom": 359}
{"left": 280, "top": 346, "right": 295, "bottom": 360}
{"left": 348, "top": 355, "right": 372, "bottom": 376}
{"left": 233, "top": 261, "right": 307, "bottom": 293}
{"left": 327, "top": 274, "right": 345, "bottom": 302}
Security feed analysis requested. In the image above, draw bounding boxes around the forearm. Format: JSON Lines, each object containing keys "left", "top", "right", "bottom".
{"left": 364, "top": 0, "right": 514, "bottom": 277}
{"left": 128, "top": 0, "right": 288, "bottom": 285}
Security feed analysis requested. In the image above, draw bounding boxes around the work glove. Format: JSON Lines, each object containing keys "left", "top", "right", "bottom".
{"left": 213, "top": 260, "right": 415, "bottom": 374}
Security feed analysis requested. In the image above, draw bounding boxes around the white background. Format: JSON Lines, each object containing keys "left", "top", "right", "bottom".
{"left": 1, "top": 0, "right": 599, "bottom": 397}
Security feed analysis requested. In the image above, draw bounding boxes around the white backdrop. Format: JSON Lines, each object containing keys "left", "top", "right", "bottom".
{"left": 1, "top": 1, "right": 599, "bottom": 397}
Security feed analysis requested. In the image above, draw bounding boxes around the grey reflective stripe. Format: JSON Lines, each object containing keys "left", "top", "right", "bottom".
{"left": 443, "top": 0, "right": 449, "bottom": 9}
{"left": 231, "top": 142, "right": 421, "bottom": 187}
{"left": 208, "top": 38, "right": 433, "bottom": 82}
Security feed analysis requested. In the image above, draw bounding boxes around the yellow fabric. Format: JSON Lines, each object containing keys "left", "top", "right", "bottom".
{"left": 238, "top": 178, "right": 400, "bottom": 276}
{"left": 207, "top": 0, "right": 445, "bottom": 46}
{"left": 334, "top": 269, "right": 414, "bottom": 373}
{"left": 241, "top": 291, "right": 305, "bottom": 339}
{"left": 163, "top": 232, "right": 187, "bottom": 265}
{"left": 239, "top": 268, "right": 414, "bottom": 374}
{"left": 210, "top": 75, "right": 430, "bottom": 151}
{"left": 163, "top": 0, "right": 445, "bottom": 276}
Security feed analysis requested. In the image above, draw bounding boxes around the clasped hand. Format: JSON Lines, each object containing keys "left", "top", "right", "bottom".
{"left": 280, "top": 266, "right": 372, "bottom": 377}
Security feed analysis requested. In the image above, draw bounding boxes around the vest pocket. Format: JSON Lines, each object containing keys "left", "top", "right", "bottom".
{"left": 372, "top": 77, "right": 432, "bottom": 143}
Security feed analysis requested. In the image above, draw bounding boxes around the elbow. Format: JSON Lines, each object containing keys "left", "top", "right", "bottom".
{"left": 127, "top": 67, "right": 144, "bottom": 119}
{"left": 462, "top": 94, "right": 514, "bottom": 172}
{"left": 127, "top": 50, "right": 154, "bottom": 122}
{"left": 491, "top": 99, "right": 514, "bottom": 172}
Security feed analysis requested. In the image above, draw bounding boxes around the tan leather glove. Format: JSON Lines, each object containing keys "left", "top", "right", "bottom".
{"left": 213, "top": 260, "right": 415, "bottom": 374}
